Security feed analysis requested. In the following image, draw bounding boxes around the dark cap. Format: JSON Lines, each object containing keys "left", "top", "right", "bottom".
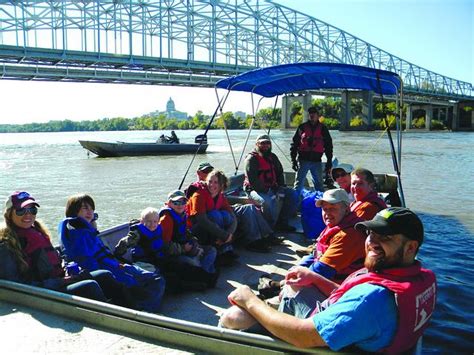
{"left": 5, "top": 191, "right": 40, "bottom": 209}
{"left": 355, "top": 207, "right": 424, "bottom": 245}
{"left": 256, "top": 134, "right": 271, "bottom": 143}
{"left": 197, "top": 162, "right": 213, "bottom": 172}
{"left": 308, "top": 107, "right": 320, "bottom": 114}
{"left": 167, "top": 190, "right": 187, "bottom": 202}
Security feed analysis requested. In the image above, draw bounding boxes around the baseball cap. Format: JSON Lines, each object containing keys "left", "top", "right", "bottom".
{"left": 331, "top": 163, "right": 354, "bottom": 180}
{"left": 355, "top": 207, "right": 424, "bottom": 245}
{"left": 315, "top": 188, "right": 350, "bottom": 207}
{"left": 256, "top": 134, "right": 271, "bottom": 143}
{"left": 5, "top": 191, "right": 40, "bottom": 209}
{"left": 167, "top": 190, "right": 187, "bottom": 202}
{"left": 197, "top": 162, "right": 214, "bottom": 172}
{"left": 308, "top": 107, "right": 320, "bottom": 114}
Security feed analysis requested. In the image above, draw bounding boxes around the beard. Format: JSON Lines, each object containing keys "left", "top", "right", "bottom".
{"left": 364, "top": 242, "right": 405, "bottom": 272}
{"left": 257, "top": 147, "right": 272, "bottom": 157}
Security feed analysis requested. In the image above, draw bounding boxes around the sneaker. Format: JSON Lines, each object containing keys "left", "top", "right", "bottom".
{"left": 296, "top": 244, "right": 315, "bottom": 257}
{"left": 245, "top": 239, "right": 271, "bottom": 253}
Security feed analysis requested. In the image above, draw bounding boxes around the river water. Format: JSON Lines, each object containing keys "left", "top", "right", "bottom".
{"left": 0, "top": 129, "right": 473, "bottom": 353}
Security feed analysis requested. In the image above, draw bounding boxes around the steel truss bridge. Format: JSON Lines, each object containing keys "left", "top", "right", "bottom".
{"left": 0, "top": 0, "right": 472, "bottom": 102}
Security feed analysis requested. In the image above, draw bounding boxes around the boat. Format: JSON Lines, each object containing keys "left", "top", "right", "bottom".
{"left": 79, "top": 134, "right": 208, "bottom": 157}
{"left": 1, "top": 62, "right": 409, "bottom": 353}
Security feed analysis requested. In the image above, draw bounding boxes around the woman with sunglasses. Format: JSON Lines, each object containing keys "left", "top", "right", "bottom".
{"left": 0, "top": 191, "right": 118, "bottom": 302}
{"left": 58, "top": 193, "right": 165, "bottom": 313}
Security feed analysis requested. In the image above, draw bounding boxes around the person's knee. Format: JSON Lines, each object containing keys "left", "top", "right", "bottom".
{"left": 219, "top": 306, "right": 257, "bottom": 330}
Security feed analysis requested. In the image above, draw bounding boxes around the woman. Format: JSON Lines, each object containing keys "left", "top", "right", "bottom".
{"left": 0, "top": 191, "right": 118, "bottom": 303}
{"left": 58, "top": 193, "right": 165, "bottom": 313}
{"left": 187, "top": 170, "right": 239, "bottom": 264}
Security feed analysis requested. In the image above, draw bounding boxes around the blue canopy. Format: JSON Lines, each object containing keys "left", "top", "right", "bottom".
{"left": 216, "top": 62, "right": 401, "bottom": 97}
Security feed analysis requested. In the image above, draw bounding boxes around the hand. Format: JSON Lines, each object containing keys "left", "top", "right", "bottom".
{"left": 227, "top": 285, "right": 257, "bottom": 309}
{"left": 292, "top": 161, "right": 299, "bottom": 172}
{"left": 284, "top": 266, "right": 316, "bottom": 287}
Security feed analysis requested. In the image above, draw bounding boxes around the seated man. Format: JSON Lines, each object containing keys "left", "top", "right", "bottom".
{"left": 350, "top": 167, "right": 387, "bottom": 220}
{"left": 221, "top": 207, "right": 437, "bottom": 354}
{"left": 331, "top": 163, "right": 354, "bottom": 202}
{"left": 244, "top": 134, "right": 298, "bottom": 232}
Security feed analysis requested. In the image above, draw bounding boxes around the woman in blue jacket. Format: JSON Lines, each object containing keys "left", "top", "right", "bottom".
{"left": 59, "top": 193, "right": 165, "bottom": 313}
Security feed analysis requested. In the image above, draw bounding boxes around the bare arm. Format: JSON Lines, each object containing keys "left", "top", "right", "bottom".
{"left": 228, "top": 285, "right": 327, "bottom": 348}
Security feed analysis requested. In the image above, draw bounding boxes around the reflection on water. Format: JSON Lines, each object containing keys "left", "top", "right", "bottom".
{"left": 1, "top": 129, "right": 473, "bottom": 352}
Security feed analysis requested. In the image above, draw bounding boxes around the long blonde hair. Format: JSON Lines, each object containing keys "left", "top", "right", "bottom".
{"left": 0, "top": 206, "right": 52, "bottom": 275}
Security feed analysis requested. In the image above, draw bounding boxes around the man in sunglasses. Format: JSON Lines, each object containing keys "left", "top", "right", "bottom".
{"left": 221, "top": 207, "right": 436, "bottom": 354}
{"left": 243, "top": 134, "right": 298, "bottom": 232}
{"left": 290, "top": 106, "right": 333, "bottom": 193}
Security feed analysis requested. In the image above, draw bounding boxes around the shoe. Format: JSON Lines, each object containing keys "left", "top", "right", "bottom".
{"left": 215, "top": 253, "right": 235, "bottom": 267}
{"left": 245, "top": 239, "right": 271, "bottom": 253}
{"left": 266, "top": 233, "right": 285, "bottom": 245}
{"left": 275, "top": 223, "right": 296, "bottom": 233}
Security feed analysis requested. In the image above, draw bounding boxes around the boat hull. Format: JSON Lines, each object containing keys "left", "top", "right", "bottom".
{"left": 79, "top": 140, "right": 208, "bottom": 157}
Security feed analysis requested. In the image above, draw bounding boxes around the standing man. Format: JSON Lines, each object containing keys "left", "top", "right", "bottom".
{"left": 291, "top": 106, "right": 333, "bottom": 192}
{"left": 244, "top": 134, "right": 298, "bottom": 232}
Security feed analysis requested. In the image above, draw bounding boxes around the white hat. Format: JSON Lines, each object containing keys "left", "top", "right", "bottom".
{"left": 331, "top": 163, "right": 354, "bottom": 180}
{"left": 315, "top": 188, "right": 350, "bottom": 207}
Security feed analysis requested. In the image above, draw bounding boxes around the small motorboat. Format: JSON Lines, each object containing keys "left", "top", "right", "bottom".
{"left": 79, "top": 134, "right": 208, "bottom": 157}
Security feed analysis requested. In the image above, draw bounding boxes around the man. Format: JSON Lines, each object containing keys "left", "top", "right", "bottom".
{"left": 330, "top": 163, "right": 354, "bottom": 202}
{"left": 291, "top": 107, "right": 333, "bottom": 192}
{"left": 185, "top": 161, "right": 214, "bottom": 198}
{"left": 244, "top": 134, "right": 298, "bottom": 232}
{"left": 350, "top": 168, "right": 387, "bottom": 220}
{"left": 260, "top": 189, "right": 365, "bottom": 298}
{"left": 221, "top": 207, "right": 437, "bottom": 354}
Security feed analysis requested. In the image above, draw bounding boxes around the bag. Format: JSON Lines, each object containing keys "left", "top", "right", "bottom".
{"left": 300, "top": 189, "right": 325, "bottom": 240}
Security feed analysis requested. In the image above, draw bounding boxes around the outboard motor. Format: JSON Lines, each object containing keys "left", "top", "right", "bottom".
{"left": 195, "top": 134, "right": 207, "bottom": 144}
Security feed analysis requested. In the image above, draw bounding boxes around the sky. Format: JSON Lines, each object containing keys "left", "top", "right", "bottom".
{"left": 0, "top": 0, "right": 472, "bottom": 124}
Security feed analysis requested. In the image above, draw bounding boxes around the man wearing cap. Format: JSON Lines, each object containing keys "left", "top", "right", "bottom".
{"left": 221, "top": 207, "right": 436, "bottom": 354}
{"left": 331, "top": 164, "right": 354, "bottom": 202}
{"left": 290, "top": 106, "right": 333, "bottom": 192}
{"left": 243, "top": 134, "right": 298, "bottom": 232}
{"left": 350, "top": 168, "right": 387, "bottom": 220}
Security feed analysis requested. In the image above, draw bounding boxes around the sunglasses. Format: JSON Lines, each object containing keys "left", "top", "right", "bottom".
{"left": 15, "top": 206, "right": 38, "bottom": 216}
{"left": 333, "top": 171, "right": 348, "bottom": 179}
{"left": 171, "top": 199, "right": 187, "bottom": 206}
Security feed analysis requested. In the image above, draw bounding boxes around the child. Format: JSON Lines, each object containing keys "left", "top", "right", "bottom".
{"left": 160, "top": 190, "right": 217, "bottom": 275}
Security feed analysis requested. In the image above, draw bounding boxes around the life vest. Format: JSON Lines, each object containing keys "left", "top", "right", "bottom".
{"left": 17, "top": 226, "right": 63, "bottom": 279}
{"left": 243, "top": 151, "right": 278, "bottom": 190}
{"left": 324, "top": 262, "right": 437, "bottom": 354}
{"left": 185, "top": 180, "right": 206, "bottom": 199}
{"left": 314, "top": 212, "right": 365, "bottom": 280}
{"left": 159, "top": 207, "right": 187, "bottom": 244}
{"left": 192, "top": 183, "right": 228, "bottom": 212}
{"left": 350, "top": 191, "right": 387, "bottom": 217}
{"left": 298, "top": 122, "right": 324, "bottom": 154}
{"left": 131, "top": 223, "right": 166, "bottom": 259}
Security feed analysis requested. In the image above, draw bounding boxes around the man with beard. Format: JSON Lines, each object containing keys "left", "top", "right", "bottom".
{"left": 220, "top": 207, "right": 436, "bottom": 354}
{"left": 243, "top": 134, "right": 298, "bottom": 232}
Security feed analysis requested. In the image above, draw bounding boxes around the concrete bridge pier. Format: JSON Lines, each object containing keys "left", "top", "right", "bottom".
{"left": 281, "top": 93, "right": 312, "bottom": 128}
{"left": 340, "top": 90, "right": 373, "bottom": 130}
{"left": 406, "top": 104, "right": 433, "bottom": 130}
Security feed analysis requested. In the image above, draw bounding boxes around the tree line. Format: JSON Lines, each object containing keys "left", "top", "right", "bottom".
{"left": 0, "top": 97, "right": 446, "bottom": 133}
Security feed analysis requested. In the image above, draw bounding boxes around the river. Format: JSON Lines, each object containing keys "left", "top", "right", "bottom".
{"left": 0, "top": 129, "right": 473, "bottom": 353}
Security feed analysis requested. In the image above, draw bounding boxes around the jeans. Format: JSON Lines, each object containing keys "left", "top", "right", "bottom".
{"left": 294, "top": 159, "right": 323, "bottom": 192}
{"left": 248, "top": 187, "right": 298, "bottom": 227}
{"left": 193, "top": 210, "right": 234, "bottom": 254}
{"left": 233, "top": 204, "right": 273, "bottom": 243}
{"left": 278, "top": 285, "right": 327, "bottom": 319}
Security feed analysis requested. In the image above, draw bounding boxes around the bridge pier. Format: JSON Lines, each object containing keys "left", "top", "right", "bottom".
{"left": 340, "top": 91, "right": 351, "bottom": 130}
{"left": 281, "top": 93, "right": 312, "bottom": 128}
{"left": 340, "top": 90, "right": 373, "bottom": 130}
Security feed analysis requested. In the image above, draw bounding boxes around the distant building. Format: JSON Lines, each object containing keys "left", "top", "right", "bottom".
{"left": 152, "top": 97, "right": 188, "bottom": 120}
{"left": 234, "top": 111, "right": 247, "bottom": 119}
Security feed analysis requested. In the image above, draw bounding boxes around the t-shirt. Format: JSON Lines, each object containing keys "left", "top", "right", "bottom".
{"left": 312, "top": 283, "right": 397, "bottom": 352}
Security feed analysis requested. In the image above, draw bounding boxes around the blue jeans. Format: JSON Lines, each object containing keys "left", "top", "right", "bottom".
{"left": 278, "top": 285, "right": 327, "bottom": 318}
{"left": 294, "top": 160, "right": 323, "bottom": 192}
{"left": 233, "top": 204, "right": 273, "bottom": 243}
{"left": 248, "top": 187, "right": 298, "bottom": 227}
{"left": 192, "top": 210, "right": 235, "bottom": 254}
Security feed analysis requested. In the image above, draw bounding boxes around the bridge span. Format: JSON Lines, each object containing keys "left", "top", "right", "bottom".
{"left": 0, "top": 0, "right": 472, "bottom": 130}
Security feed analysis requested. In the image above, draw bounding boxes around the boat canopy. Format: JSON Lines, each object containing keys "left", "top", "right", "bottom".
{"left": 216, "top": 62, "right": 401, "bottom": 97}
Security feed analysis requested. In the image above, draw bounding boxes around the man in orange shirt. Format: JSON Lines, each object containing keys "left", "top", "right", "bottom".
{"left": 350, "top": 168, "right": 387, "bottom": 221}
